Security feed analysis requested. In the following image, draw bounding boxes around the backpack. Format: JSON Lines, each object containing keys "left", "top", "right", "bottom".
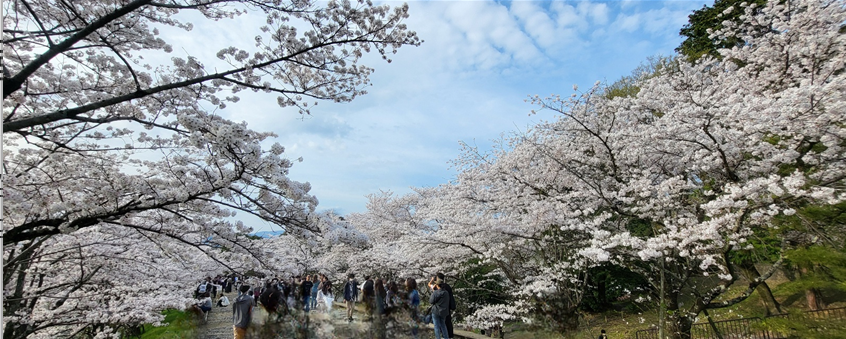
{"left": 198, "top": 283, "right": 208, "bottom": 294}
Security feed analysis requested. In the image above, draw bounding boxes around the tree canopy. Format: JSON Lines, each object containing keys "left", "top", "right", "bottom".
{"left": 1, "top": 0, "right": 418, "bottom": 337}
{"left": 304, "top": 1, "right": 846, "bottom": 338}
{"left": 676, "top": 0, "right": 767, "bottom": 61}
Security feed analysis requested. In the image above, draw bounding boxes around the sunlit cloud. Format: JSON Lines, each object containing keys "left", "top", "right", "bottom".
{"left": 160, "top": 1, "right": 712, "bottom": 229}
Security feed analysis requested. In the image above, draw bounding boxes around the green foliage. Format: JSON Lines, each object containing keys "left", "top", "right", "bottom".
{"left": 778, "top": 246, "right": 846, "bottom": 294}
{"left": 676, "top": 0, "right": 767, "bottom": 61}
{"left": 773, "top": 201, "right": 846, "bottom": 247}
{"left": 453, "top": 258, "right": 508, "bottom": 322}
{"left": 603, "top": 55, "right": 677, "bottom": 99}
{"left": 727, "top": 226, "right": 781, "bottom": 265}
{"left": 129, "top": 309, "right": 196, "bottom": 339}
{"left": 755, "top": 308, "right": 846, "bottom": 339}
{"left": 626, "top": 218, "right": 654, "bottom": 238}
{"left": 581, "top": 264, "right": 651, "bottom": 312}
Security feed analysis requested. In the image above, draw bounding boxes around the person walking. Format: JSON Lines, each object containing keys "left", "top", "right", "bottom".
{"left": 598, "top": 329, "right": 608, "bottom": 339}
{"left": 437, "top": 273, "right": 456, "bottom": 339}
{"left": 342, "top": 274, "right": 359, "bottom": 321}
{"left": 232, "top": 285, "right": 254, "bottom": 339}
{"left": 428, "top": 277, "right": 451, "bottom": 339}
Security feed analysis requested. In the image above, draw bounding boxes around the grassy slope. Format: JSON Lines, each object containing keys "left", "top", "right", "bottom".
{"left": 139, "top": 309, "right": 197, "bottom": 339}
{"left": 503, "top": 272, "right": 846, "bottom": 339}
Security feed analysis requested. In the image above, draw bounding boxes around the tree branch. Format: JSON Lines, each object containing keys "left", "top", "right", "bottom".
{"left": 3, "top": 0, "right": 154, "bottom": 98}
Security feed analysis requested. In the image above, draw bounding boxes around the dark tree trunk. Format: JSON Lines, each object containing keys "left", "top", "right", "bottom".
{"left": 542, "top": 302, "right": 580, "bottom": 332}
{"left": 667, "top": 314, "right": 694, "bottom": 339}
{"left": 799, "top": 266, "right": 825, "bottom": 311}
{"left": 598, "top": 279, "right": 607, "bottom": 306}
{"left": 806, "top": 288, "right": 825, "bottom": 311}
{"left": 756, "top": 281, "right": 783, "bottom": 315}
{"left": 739, "top": 261, "right": 782, "bottom": 315}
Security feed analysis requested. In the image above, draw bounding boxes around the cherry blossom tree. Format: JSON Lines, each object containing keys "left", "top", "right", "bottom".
{"left": 2, "top": 0, "right": 419, "bottom": 337}
{"left": 524, "top": 0, "right": 845, "bottom": 336}
{"left": 334, "top": 1, "right": 844, "bottom": 338}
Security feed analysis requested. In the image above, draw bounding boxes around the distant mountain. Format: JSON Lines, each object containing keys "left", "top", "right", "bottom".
{"left": 252, "top": 230, "right": 285, "bottom": 238}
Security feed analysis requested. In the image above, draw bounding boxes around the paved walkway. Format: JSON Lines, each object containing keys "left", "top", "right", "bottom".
{"left": 196, "top": 292, "right": 241, "bottom": 339}
{"left": 196, "top": 294, "right": 490, "bottom": 339}
{"left": 196, "top": 293, "right": 422, "bottom": 338}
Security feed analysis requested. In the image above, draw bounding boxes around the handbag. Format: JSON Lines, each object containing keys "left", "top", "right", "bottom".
{"left": 422, "top": 305, "right": 433, "bottom": 324}
{"left": 423, "top": 313, "right": 433, "bottom": 324}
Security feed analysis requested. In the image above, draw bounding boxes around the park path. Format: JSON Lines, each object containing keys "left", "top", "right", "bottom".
{"left": 195, "top": 293, "right": 487, "bottom": 339}
{"left": 195, "top": 292, "right": 234, "bottom": 339}
{"left": 195, "top": 292, "right": 268, "bottom": 339}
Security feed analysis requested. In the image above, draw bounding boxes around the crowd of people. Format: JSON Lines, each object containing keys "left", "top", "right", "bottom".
{"left": 190, "top": 272, "right": 459, "bottom": 339}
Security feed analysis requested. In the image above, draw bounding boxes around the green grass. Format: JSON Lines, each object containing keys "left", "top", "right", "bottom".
{"left": 501, "top": 273, "right": 846, "bottom": 339}
{"left": 138, "top": 309, "right": 196, "bottom": 339}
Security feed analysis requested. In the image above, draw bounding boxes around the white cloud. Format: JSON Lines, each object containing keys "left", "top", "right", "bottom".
{"left": 147, "top": 0, "right": 715, "bottom": 228}
{"left": 417, "top": 1, "right": 543, "bottom": 70}
{"left": 583, "top": 2, "right": 610, "bottom": 25}
{"left": 552, "top": 2, "right": 589, "bottom": 30}
{"left": 510, "top": 2, "right": 559, "bottom": 48}
{"left": 616, "top": 12, "right": 643, "bottom": 32}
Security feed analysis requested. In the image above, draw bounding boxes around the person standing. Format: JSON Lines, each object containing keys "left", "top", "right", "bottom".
{"left": 384, "top": 281, "right": 397, "bottom": 309}
{"left": 405, "top": 278, "right": 420, "bottom": 321}
{"left": 225, "top": 276, "right": 233, "bottom": 293}
{"left": 196, "top": 277, "right": 211, "bottom": 298}
{"left": 301, "top": 275, "right": 314, "bottom": 312}
{"left": 598, "top": 329, "right": 608, "bottom": 339}
{"left": 374, "top": 279, "right": 387, "bottom": 315}
{"left": 320, "top": 278, "right": 334, "bottom": 312}
{"left": 233, "top": 285, "right": 254, "bottom": 339}
{"left": 362, "top": 275, "right": 375, "bottom": 319}
{"left": 428, "top": 277, "right": 450, "bottom": 339}
{"left": 437, "top": 273, "right": 456, "bottom": 339}
{"left": 343, "top": 274, "right": 359, "bottom": 321}
{"left": 310, "top": 275, "right": 320, "bottom": 310}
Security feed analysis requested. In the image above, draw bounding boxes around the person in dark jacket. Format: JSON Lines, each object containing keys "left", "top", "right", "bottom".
{"left": 429, "top": 277, "right": 451, "bottom": 339}
{"left": 375, "top": 279, "right": 387, "bottom": 315}
{"left": 406, "top": 278, "right": 420, "bottom": 321}
{"left": 259, "top": 283, "right": 283, "bottom": 320}
{"left": 300, "top": 276, "right": 314, "bottom": 312}
{"left": 343, "top": 274, "right": 359, "bottom": 321}
{"left": 232, "top": 285, "right": 254, "bottom": 339}
{"left": 437, "top": 272, "right": 456, "bottom": 339}
{"left": 362, "top": 276, "right": 375, "bottom": 319}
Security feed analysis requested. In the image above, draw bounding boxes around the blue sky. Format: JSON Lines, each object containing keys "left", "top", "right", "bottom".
{"left": 169, "top": 0, "right": 712, "bottom": 231}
